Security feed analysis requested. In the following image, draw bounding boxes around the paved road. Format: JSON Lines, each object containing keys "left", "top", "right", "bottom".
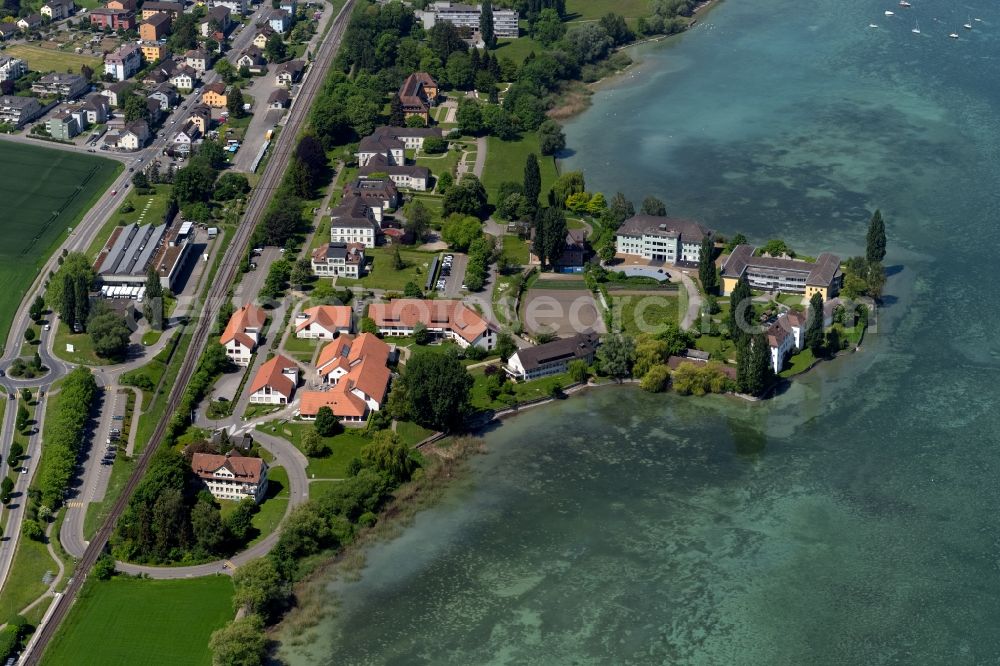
{"left": 111, "top": 429, "right": 308, "bottom": 576}
{"left": 473, "top": 135, "right": 487, "bottom": 178}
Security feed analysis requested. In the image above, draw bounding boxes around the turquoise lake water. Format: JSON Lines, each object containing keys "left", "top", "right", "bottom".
{"left": 282, "top": 0, "right": 1000, "bottom": 663}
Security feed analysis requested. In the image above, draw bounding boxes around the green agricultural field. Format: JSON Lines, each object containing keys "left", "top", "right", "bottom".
{"left": 482, "top": 133, "right": 558, "bottom": 205}
{"left": 0, "top": 143, "right": 120, "bottom": 348}
{"left": 42, "top": 576, "right": 234, "bottom": 666}
{"left": 4, "top": 44, "right": 101, "bottom": 74}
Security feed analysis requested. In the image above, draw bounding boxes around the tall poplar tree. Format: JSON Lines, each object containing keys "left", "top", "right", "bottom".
{"left": 698, "top": 235, "right": 718, "bottom": 294}
{"left": 727, "top": 275, "right": 753, "bottom": 343}
{"left": 389, "top": 93, "right": 404, "bottom": 126}
{"left": 866, "top": 209, "right": 886, "bottom": 265}
{"left": 480, "top": 0, "right": 496, "bottom": 48}
{"left": 746, "top": 332, "right": 773, "bottom": 396}
{"left": 60, "top": 272, "right": 76, "bottom": 332}
{"left": 144, "top": 266, "right": 164, "bottom": 331}
{"left": 805, "top": 292, "right": 825, "bottom": 356}
{"left": 523, "top": 153, "right": 541, "bottom": 206}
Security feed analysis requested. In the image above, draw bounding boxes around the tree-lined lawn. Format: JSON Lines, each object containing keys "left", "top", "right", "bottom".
{"left": 42, "top": 577, "right": 234, "bottom": 666}
{"left": 337, "top": 247, "right": 437, "bottom": 292}
{"left": 482, "top": 133, "right": 558, "bottom": 205}
{"left": 258, "top": 421, "right": 369, "bottom": 479}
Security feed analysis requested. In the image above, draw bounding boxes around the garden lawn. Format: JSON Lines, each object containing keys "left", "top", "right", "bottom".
{"left": 470, "top": 369, "right": 572, "bottom": 410}
{"left": 0, "top": 537, "right": 57, "bottom": 619}
{"left": 482, "top": 133, "right": 558, "bottom": 205}
{"left": 337, "top": 247, "right": 437, "bottom": 292}
{"left": 395, "top": 420, "right": 434, "bottom": 446}
{"left": 612, "top": 293, "right": 681, "bottom": 337}
{"left": 258, "top": 422, "right": 369, "bottom": 479}
{"left": 780, "top": 348, "right": 816, "bottom": 378}
{"left": 42, "top": 576, "right": 234, "bottom": 666}
{"left": 0, "top": 143, "right": 120, "bottom": 348}
{"left": 4, "top": 44, "right": 101, "bottom": 73}
{"left": 490, "top": 36, "right": 546, "bottom": 66}
{"left": 249, "top": 466, "right": 288, "bottom": 545}
{"left": 414, "top": 147, "right": 460, "bottom": 179}
{"left": 693, "top": 334, "right": 736, "bottom": 362}
{"left": 52, "top": 320, "right": 112, "bottom": 366}
{"left": 565, "top": 0, "right": 651, "bottom": 21}
{"left": 501, "top": 235, "right": 529, "bottom": 265}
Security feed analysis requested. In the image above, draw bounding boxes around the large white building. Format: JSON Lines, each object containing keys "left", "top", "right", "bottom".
{"left": 104, "top": 44, "right": 142, "bottom": 82}
{"left": 418, "top": 1, "right": 519, "bottom": 38}
{"left": 330, "top": 196, "right": 379, "bottom": 248}
{"left": 192, "top": 452, "right": 269, "bottom": 503}
{"left": 765, "top": 310, "right": 807, "bottom": 374}
{"left": 0, "top": 56, "right": 27, "bottom": 84}
{"left": 615, "top": 215, "right": 712, "bottom": 266}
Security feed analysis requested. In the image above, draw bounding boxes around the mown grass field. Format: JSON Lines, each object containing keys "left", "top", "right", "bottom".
{"left": 490, "top": 36, "right": 546, "bottom": 65}
{"left": 4, "top": 44, "right": 101, "bottom": 73}
{"left": 564, "top": 0, "right": 652, "bottom": 22}
{"left": 42, "top": 576, "right": 234, "bottom": 666}
{"left": 482, "top": 133, "right": 558, "bottom": 205}
{"left": 0, "top": 143, "right": 120, "bottom": 348}
{"left": 0, "top": 537, "right": 56, "bottom": 619}
{"left": 337, "top": 247, "right": 437, "bottom": 292}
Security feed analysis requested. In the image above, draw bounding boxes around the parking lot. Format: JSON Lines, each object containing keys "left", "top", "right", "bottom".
{"left": 434, "top": 252, "right": 468, "bottom": 297}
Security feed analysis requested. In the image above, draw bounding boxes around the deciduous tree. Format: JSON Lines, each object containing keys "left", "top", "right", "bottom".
{"left": 641, "top": 196, "right": 666, "bottom": 216}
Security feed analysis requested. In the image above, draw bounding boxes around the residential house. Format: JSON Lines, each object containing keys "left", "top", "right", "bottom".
{"left": 252, "top": 24, "right": 274, "bottom": 48}
{"left": 0, "top": 24, "right": 19, "bottom": 41}
{"left": 200, "top": 82, "right": 227, "bottom": 108}
{"left": 142, "top": 59, "right": 177, "bottom": 85}
{"left": 139, "top": 41, "right": 168, "bottom": 63}
{"left": 330, "top": 196, "right": 379, "bottom": 248}
{"left": 105, "top": 0, "right": 136, "bottom": 11}
{"left": 295, "top": 305, "right": 353, "bottom": 339}
{"left": 90, "top": 7, "right": 136, "bottom": 30}
{"left": 219, "top": 303, "right": 266, "bottom": 366}
{"left": 80, "top": 93, "right": 111, "bottom": 123}
{"left": 139, "top": 12, "right": 170, "bottom": 41}
{"left": 210, "top": 0, "right": 250, "bottom": 16}
{"left": 266, "top": 7, "right": 290, "bottom": 33}
{"left": 237, "top": 46, "right": 267, "bottom": 74}
{"left": 140, "top": 0, "right": 183, "bottom": 20}
{"left": 721, "top": 244, "right": 843, "bottom": 299}
{"left": 0, "top": 56, "right": 28, "bottom": 84}
{"left": 310, "top": 243, "right": 366, "bottom": 279}
{"left": 0, "top": 95, "right": 43, "bottom": 127}
{"left": 66, "top": 105, "right": 89, "bottom": 132}
{"left": 355, "top": 131, "right": 404, "bottom": 167}
{"left": 119, "top": 119, "right": 149, "bottom": 150}
{"left": 505, "top": 332, "right": 600, "bottom": 381}
{"left": 530, "top": 228, "right": 587, "bottom": 270}
{"left": 342, "top": 177, "right": 398, "bottom": 222}
{"left": 765, "top": 310, "right": 807, "bottom": 374}
{"left": 171, "top": 119, "right": 201, "bottom": 152}
{"left": 274, "top": 59, "right": 303, "bottom": 87}
{"left": 185, "top": 48, "right": 212, "bottom": 75}
{"left": 369, "top": 299, "right": 497, "bottom": 350}
{"left": 17, "top": 14, "right": 43, "bottom": 31}
{"left": 32, "top": 73, "right": 89, "bottom": 99}
{"left": 278, "top": 0, "right": 296, "bottom": 14}
{"left": 169, "top": 65, "right": 197, "bottom": 91}
{"left": 299, "top": 333, "right": 392, "bottom": 423}
{"left": 200, "top": 5, "right": 231, "bottom": 37}
{"left": 397, "top": 72, "right": 437, "bottom": 121}
{"left": 100, "top": 81, "right": 130, "bottom": 107}
{"left": 144, "top": 97, "right": 163, "bottom": 124}
{"left": 47, "top": 111, "right": 81, "bottom": 140}
{"left": 104, "top": 43, "right": 141, "bottom": 82}
{"left": 357, "top": 153, "right": 430, "bottom": 191}
{"left": 247, "top": 354, "right": 299, "bottom": 405}
{"left": 188, "top": 104, "right": 211, "bottom": 133}
{"left": 40, "top": 0, "right": 74, "bottom": 20}
{"left": 418, "top": 1, "right": 519, "bottom": 38}
{"left": 615, "top": 214, "right": 712, "bottom": 266}
{"left": 267, "top": 88, "right": 289, "bottom": 109}
{"left": 147, "top": 82, "right": 178, "bottom": 111}
{"left": 191, "top": 451, "right": 269, "bottom": 503}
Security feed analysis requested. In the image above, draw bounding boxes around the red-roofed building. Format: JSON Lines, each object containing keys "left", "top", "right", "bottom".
{"left": 368, "top": 299, "right": 496, "bottom": 350}
{"left": 299, "top": 333, "right": 392, "bottom": 423}
{"left": 191, "top": 451, "right": 269, "bottom": 502}
{"left": 220, "top": 303, "right": 266, "bottom": 365}
{"left": 295, "top": 305, "right": 353, "bottom": 339}
{"left": 248, "top": 354, "right": 299, "bottom": 405}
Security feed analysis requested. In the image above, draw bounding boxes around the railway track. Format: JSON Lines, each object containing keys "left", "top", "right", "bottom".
{"left": 21, "top": 2, "right": 356, "bottom": 662}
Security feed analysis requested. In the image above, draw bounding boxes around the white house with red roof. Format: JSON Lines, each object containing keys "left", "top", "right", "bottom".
{"left": 220, "top": 303, "right": 267, "bottom": 366}
{"left": 298, "top": 333, "right": 392, "bottom": 424}
{"left": 295, "top": 305, "right": 353, "bottom": 339}
{"left": 191, "top": 451, "right": 269, "bottom": 503}
{"left": 368, "top": 299, "right": 496, "bottom": 350}
{"left": 248, "top": 354, "right": 299, "bottom": 405}
{"left": 766, "top": 310, "right": 807, "bottom": 374}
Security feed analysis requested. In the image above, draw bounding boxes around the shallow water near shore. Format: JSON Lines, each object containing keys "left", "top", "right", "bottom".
{"left": 280, "top": 0, "right": 1000, "bottom": 663}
